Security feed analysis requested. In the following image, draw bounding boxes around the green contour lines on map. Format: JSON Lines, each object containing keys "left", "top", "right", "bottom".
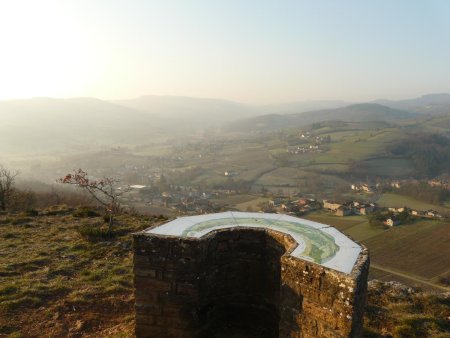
{"left": 182, "top": 217, "right": 339, "bottom": 264}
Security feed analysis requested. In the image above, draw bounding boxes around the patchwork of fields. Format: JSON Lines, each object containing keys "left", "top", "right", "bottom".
{"left": 171, "top": 120, "right": 445, "bottom": 194}
{"left": 305, "top": 211, "right": 450, "bottom": 292}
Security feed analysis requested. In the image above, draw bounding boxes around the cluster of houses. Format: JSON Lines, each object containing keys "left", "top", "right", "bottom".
{"left": 323, "top": 200, "right": 377, "bottom": 216}
{"left": 298, "top": 132, "right": 331, "bottom": 144}
{"left": 351, "top": 177, "right": 450, "bottom": 194}
{"left": 381, "top": 207, "right": 444, "bottom": 227}
{"left": 123, "top": 185, "right": 228, "bottom": 215}
{"left": 389, "top": 207, "right": 443, "bottom": 219}
{"left": 427, "top": 178, "right": 450, "bottom": 189}
{"left": 350, "top": 183, "right": 378, "bottom": 193}
{"left": 266, "top": 197, "right": 320, "bottom": 215}
{"left": 387, "top": 178, "right": 450, "bottom": 190}
{"left": 286, "top": 132, "right": 332, "bottom": 155}
{"left": 287, "top": 145, "right": 322, "bottom": 155}
{"left": 322, "top": 199, "right": 444, "bottom": 226}
{"left": 383, "top": 216, "right": 400, "bottom": 227}
{"left": 299, "top": 131, "right": 311, "bottom": 139}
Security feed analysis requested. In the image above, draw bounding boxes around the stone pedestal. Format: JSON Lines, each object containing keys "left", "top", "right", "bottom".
{"left": 133, "top": 225, "right": 369, "bottom": 338}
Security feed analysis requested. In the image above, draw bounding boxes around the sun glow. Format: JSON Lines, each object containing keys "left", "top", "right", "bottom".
{"left": 0, "top": 1, "right": 100, "bottom": 99}
{"left": 0, "top": 1, "right": 449, "bottom": 103}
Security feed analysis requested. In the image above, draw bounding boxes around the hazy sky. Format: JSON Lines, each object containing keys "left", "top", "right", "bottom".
{"left": 1, "top": 0, "right": 450, "bottom": 104}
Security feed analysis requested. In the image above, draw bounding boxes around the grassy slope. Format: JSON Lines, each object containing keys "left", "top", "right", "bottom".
{"left": 0, "top": 209, "right": 449, "bottom": 337}
{"left": 234, "top": 196, "right": 271, "bottom": 212}
{"left": 364, "top": 280, "right": 450, "bottom": 338}
{"left": 0, "top": 208, "right": 163, "bottom": 338}
{"left": 169, "top": 116, "right": 449, "bottom": 193}
{"left": 210, "top": 194, "right": 272, "bottom": 212}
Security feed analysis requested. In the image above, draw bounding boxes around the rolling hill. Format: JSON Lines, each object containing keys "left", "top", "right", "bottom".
{"left": 113, "top": 95, "right": 258, "bottom": 129}
{"left": 375, "top": 93, "right": 450, "bottom": 115}
{"left": 2, "top": 94, "right": 449, "bottom": 157}
{"left": 0, "top": 96, "right": 357, "bottom": 156}
{"left": 0, "top": 97, "right": 163, "bottom": 155}
{"left": 114, "top": 96, "right": 354, "bottom": 123}
{"left": 224, "top": 103, "right": 414, "bottom": 133}
{"left": 260, "top": 100, "right": 350, "bottom": 114}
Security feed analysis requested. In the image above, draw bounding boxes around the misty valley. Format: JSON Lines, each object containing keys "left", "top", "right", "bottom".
{"left": 2, "top": 2, "right": 450, "bottom": 337}
{"left": 2, "top": 97, "right": 450, "bottom": 337}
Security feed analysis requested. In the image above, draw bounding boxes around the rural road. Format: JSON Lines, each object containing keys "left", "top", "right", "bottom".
{"left": 371, "top": 264, "right": 450, "bottom": 292}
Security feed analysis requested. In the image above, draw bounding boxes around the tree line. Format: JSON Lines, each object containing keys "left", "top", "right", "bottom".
{"left": 386, "top": 133, "right": 450, "bottom": 177}
{"left": 382, "top": 182, "right": 450, "bottom": 205}
{"left": 0, "top": 165, "right": 91, "bottom": 213}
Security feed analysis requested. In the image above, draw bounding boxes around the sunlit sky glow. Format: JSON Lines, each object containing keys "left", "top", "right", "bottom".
{"left": 0, "top": 0, "right": 449, "bottom": 104}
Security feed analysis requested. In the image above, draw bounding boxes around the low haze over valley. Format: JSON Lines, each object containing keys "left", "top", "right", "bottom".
{"left": 1, "top": 1, "right": 450, "bottom": 337}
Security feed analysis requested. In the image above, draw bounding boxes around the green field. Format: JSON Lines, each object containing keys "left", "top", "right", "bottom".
{"left": 305, "top": 212, "right": 386, "bottom": 241}
{"left": 362, "top": 157, "right": 415, "bottom": 177}
{"left": 303, "top": 163, "right": 350, "bottom": 174}
{"left": 255, "top": 167, "right": 308, "bottom": 186}
{"left": 164, "top": 116, "right": 450, "bottom": 193}
{"left": 377, "top": 193, "right": 450, "bottom": 214}
{"left": 305, "top": 211, "right": 450, "bottom": 291}
{"left": 133, "top": 143, "right": 173, "bottom": 156}
{"left": 210, "top": 194, "right": 258, "bottom": 207}
{"left": 234, "top": 196, "right": 271, "bottom": 211}
{"left": 364, "top": 220, "right": 449, "bottom": 280}
{"left": 305, "top": 212, "right": 368, "bottom": 231}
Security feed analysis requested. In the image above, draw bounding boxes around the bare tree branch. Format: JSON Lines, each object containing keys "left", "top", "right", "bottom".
{"left": 0, "top": 165, "right": 19, "bottom": 211}
{"left": 57, "top": 169, "right": 129, "bottom": 233}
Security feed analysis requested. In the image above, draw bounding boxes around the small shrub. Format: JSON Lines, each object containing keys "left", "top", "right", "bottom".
{"left": 10, "top": 217, "right": 32, "bottom": 225}
{"left": 73, "top": 206, "right": 100, "bottom": 218}
{"left": 362, "top": 327, "right": 381, "bottom": 338}
{"left": 3, "top": 233, "right": 15, "bottom": 239}
{"left": 82, "top": 270, "right": 103, "bottom": 281}
{"left": 6, "top": 331, "right": 23, "bottom": 338}
{"left": 392, "top": 324, "right": 416, "bottom": 338}
{"left": 0, "top": 296, "right": 42, "bottom": 312}
{"left": 103, "top": 214, "right": 111, "bottom": 223}
{"left": 111, "top": 267, "right": 128, "bottom": 275}
{"left": 0, "top": 285, "right": 18, "bottom": 296}
{"left": 77, "top": 223, "right": 116, "bottom": 241}
{"left": 0, "top": 218, "right": 12, "bottom": 224}
{"left": 438, "top": 276, "right": 450, "bottom": 286}
{"left": 43, "top": 205, "right": 73, "bottom": 216}
{"left": 25, "top": 209, "right": 39, "bottom": 216}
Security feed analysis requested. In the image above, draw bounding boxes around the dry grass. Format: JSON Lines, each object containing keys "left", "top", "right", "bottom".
{"left": 1, "top": 208, "right": 448, "bottom": 337}
{"left": 364, "top": 280, "right": 450, "bottom": 338}
{"left": 0, "top": 207, "right": 164, "bottom": 337}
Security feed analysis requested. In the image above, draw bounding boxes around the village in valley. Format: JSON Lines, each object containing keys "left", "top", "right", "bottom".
{"left": 2, "top": 3, "right": 450, "bottom": 336}
{"left": 118, "top": 173, "right": 448, "bottom": 228}
{"left": 7, "top": 110, "right": 449, "bottom": 296}
{"left": 62, "top": 124, "right": 450, "bottom": 230}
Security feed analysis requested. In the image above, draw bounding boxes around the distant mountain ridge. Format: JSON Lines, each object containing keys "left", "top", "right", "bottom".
{"left": 261, "top": 100, "right": 350, "bottom": 114}
{"left": 113, "top": 95, "right": 259, "bottom": 129}
{"left": 1, "top": 93, "right": 449, "bottom": 155}
{"left": 224, "top": 103, "right": 414, "bottom": 133}
{"left": 374, "top": 93, "right": 450, "bottom": 115}
{"left": 0, "top": 97, "right": 161, "bottom": 155}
